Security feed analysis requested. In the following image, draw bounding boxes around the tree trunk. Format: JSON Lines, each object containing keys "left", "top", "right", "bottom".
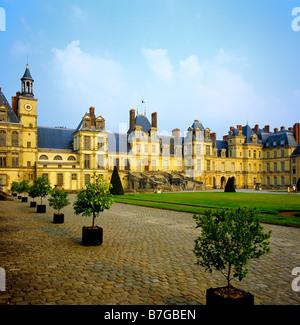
{"left": 227, "top": 263, "right": 232, "bottom": 297}
{"left": 92, "top": 211, "right": 95, "bottom": 228}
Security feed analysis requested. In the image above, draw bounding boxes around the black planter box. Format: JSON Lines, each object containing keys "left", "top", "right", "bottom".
{"left": 30, "top": 202, "right": 37, "bottom": 208}
{"left": 206, "top": 287, "right": 254, "bottom": 306}
{"left": 12, "top": 193, "right": 17, "bottom": 197}
{"left": 37, "top": 205, "right": 46, "bottom": 214}
{"left": 53, "top": 213, "right": 64, "bottom": 224}
{"left": 22, "top": 197, "right": 28, "bottom": 203}
{"left": 18, "top": 196, "right": 22, "bottom": 200}
{"left": 82, "top": 226, "right": 103, "bottom": 246}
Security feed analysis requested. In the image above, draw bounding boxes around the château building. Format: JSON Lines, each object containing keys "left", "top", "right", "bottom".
{"left": 0, "top": 65, "right": 299, "bottom": 193}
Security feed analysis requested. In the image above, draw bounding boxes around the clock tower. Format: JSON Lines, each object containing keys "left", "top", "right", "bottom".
{"left": 17, "top": 64, "right": 38, "bottom": 173}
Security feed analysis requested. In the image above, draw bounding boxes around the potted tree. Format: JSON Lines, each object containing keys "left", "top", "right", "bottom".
{"left": 28, "top": 184, "right": 39, "bottom": 208}
{"left": 34, "top": 176, "right": 52, "bottom": 213}
{"left": 10, "top": 181, "right": 20, "bottom": 198}
{"left": 19, "top": 180, "right": 30, "bottom": 203}
{"left": 193, "top": 206, "right": 272, "bottom": 305}
{"left": 48, "top": 189, "right": 70, "bottom": 224}
{"left": 73, "top": 174, "right": 114, "bottom": 246}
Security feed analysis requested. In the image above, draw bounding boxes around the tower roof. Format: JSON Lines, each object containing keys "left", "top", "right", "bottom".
{"left": 21, "top": 64, "right": 34, "bottom": 81}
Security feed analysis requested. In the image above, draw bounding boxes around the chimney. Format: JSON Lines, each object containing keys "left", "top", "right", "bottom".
{"left": 289, "top": 127, "right": 294, "bottom": 131}
{"left": 237, "top": 125, "right": 243, "bottom": 131}
{"left": 254, "top": 124, "right": 259, "bottom": 133}
{"left": 264, "top": 125, "right": 270, "bottom": 132}
{"left": 152, "top": 112, "right": 158, "bottom": 129}
{"left": 172, "top": 128, "right": 181, "bottom": 144}
{"left": 274, "top": 128, "right": 278, "bottom": 133}
{"left": 11, "top": 92, "right": 20, "bottom": 117}
{"left": 89, "top": 107, "right": 95, "bottom": 127}
{"left": 223, "top": 135, "right": 228, "bottom": 142}
{"left": 294, "top": 123, "right": 300, "bottom": 145}
{"left": 129, "top": 109, "right": 136, "bottom": 133}
{"left": 210, "top": 132, "right": 217, "bottom": 148}
{"left": 281, "top": 126, "right": 285, "bottom": 131}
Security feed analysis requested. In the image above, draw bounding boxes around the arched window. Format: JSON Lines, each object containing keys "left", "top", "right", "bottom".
{"left": 0, "top": 130, "right": 6, "bottom": 146}
{"left": 12, "top": 131, "right": 19, "bottom": 147}
{"left": 39, "top": 155, "right": 49, "bottom": 160}
{"left": 68, "top": 156, "right": 76, "bottom": 161}
{"left": 54, "top": 155, "right": 63, "bottom": 161}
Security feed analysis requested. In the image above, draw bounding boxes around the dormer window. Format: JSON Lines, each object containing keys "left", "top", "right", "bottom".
{"left": 96, "top": 117, "right": 105, "bottom": 131}
{"left": 84, "top": 117, "right": 91, "bottom": 129}
{"left": 0, "top": 110, "right": 6, "bottom": 122}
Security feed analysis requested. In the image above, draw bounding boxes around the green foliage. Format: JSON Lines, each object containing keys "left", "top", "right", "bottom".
{"left": 48, "top": 189, "right": 70, "bottom": 214}
{"left": 73, "top": 174, "right": 114, "bottom": 228}
{"left": 28, "top": 184, "right": 39, "bottom": 201}
{"left": 193, "top": 206, "right": 272, "bottom": 296}
{"left": 19, "top": 180, "right": 30, "bottom": 196}
{"left": 225, "top": 177, "right": 236, "bottom": 192}
{"left": 33, "top": 177, "right": 52, "bottom": 204}
{"left": 10, "top": 181, "right": 20, "bottom": 193}
{"left": 110, "top": 166, "right": 125, "bottom": 195}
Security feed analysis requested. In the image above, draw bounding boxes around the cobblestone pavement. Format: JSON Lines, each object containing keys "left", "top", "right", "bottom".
{"left": 0, "top": 196, "right": 300, "bottom": 306}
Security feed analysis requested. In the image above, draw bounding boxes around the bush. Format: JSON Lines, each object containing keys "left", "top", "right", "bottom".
{"left": 28, "top": 184, "right": 39, "bottom": 202}
{"left": 34, "top": 177, "right": 52, "bottom": 204}
{"left": 19, "top": 180, "right": 30, "bottom": 197}
{"left": 110, "top": 166, "right": 125, "bottom": 195}
{"left": 193, "top": 206, "right": 271, "bottom": 297}
{"left": 48, "top": 189, "right": 70, "bottom": 215}
{"left": 73, "top": 174, "right": 114, "bottom": 228}
{"left": 225, "top": 177, "right": 236, "bottom": 192}
{"left": 10, "top": 181, "right": 20, "bottom": 194}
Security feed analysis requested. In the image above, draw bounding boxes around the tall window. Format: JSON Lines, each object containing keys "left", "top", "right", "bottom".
{"left": 97, "top": 155, "right": 105, "bottom": 169}
{"left": 84, "top": 136, "right": 91, "bottom": 150}
{"left": 85, "top": 174, "right": 91, "bottom": 185}
{"left": 0, "top": 152, "right": 6, "bottom": 167}
{"left": 57, "top": 174, "right": 63, "bottom": 186}
{"left": 84, "top": 154, "right": 90, "bottom": 169}
{"left": 0, "top": 131, "right": 6, "bottom": 146}
{"left": 12, "top": 132, "right": 19, "bottom": 147}
{"left": 12, "top": 153, "right": 19, "bottom": 168}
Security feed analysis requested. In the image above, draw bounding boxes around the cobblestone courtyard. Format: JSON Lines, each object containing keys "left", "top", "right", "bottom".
{"left": 0, "top": 196, "right": 300, "bottom": 305}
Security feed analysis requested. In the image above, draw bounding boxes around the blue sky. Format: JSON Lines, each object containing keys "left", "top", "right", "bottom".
{"left": 1, "top": 0, "right": 300, "bottom": 138}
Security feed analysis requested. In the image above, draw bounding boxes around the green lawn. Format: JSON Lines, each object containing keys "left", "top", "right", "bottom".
{"left": 114, "top": 192, "right": 300, "bottom": 228}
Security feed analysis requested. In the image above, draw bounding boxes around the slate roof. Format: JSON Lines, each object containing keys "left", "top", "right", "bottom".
{"left": 135, "top": 114, "right": 152, "bottom": 133}
{"left": 37, "top": 127, "right": 75, "bottom": 150}
{"left": 0, "top": 89, "right": 21, "bottom": 124}
{"left": 292, "top": 146, "right": 300, "bottom": 157}
{"left": 21, "top": 64, "right": 34, "bottom": 80}
{"left": 265, "top": 130, "right": 298, "bottom": 148}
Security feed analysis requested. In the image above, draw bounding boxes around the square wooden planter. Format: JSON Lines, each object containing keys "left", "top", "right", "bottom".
{"left": 53, "top": 213, "right": 64, "bottom": 224}
{"left": 82, "top": 226, "right": 103, "bottom": 246}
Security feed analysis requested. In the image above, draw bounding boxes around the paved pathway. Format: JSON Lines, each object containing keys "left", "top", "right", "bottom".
{"left": 0, "top": 196, "right": 300, "bottom": 305}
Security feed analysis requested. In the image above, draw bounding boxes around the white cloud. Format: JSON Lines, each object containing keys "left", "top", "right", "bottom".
{"left": 69, "top": 5, "right": 86, "bottom": 21}
{"left": 10, "top": 40, "right": 31, "bottom": 56}
{"left": 142, "top": 48, "right": 266, "bottom": 135}
{"left": 142, "top": 48, "right": 174, "bottom": 81}
{"left": 47, "top": 40, "right": 125, "bottom": 128}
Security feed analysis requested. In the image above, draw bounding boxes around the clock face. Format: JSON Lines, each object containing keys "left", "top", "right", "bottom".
{"left": 25, "top": 104, "right": 32, "bottom": 112}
